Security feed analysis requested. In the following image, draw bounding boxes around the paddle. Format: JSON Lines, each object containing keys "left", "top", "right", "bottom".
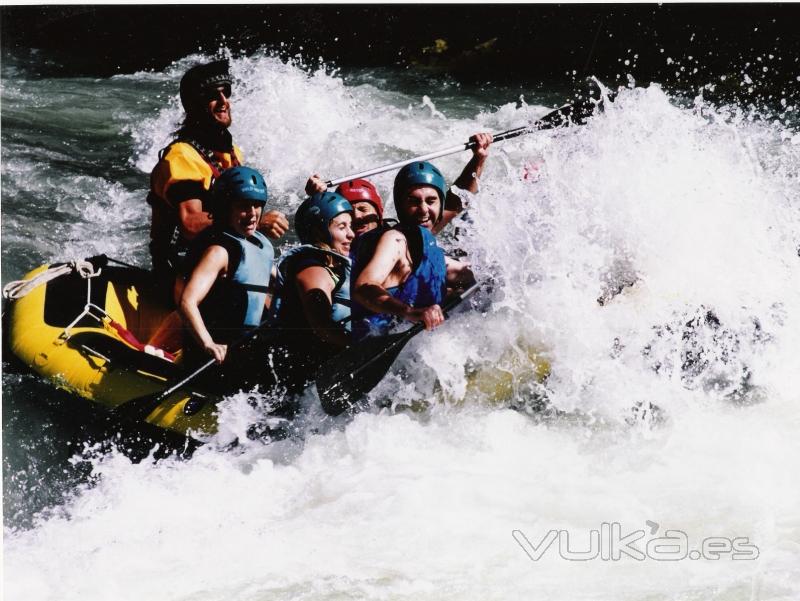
{"left": 316, "top": 282, "right": 482, "bottom": 416}
{"left": 325, "top": 79, "right": 607, "bottom": 187}
{"left": 113, "top": 318, "right": 272, "bottom": 423}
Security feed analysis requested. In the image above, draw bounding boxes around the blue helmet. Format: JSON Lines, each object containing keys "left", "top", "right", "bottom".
{"left": 393, "top": 161, "right": 448, "bottom": 224}
{"left": 210, "top": 166, "right": 269, "bottom": 214}
{"left": 295, "top": 191, "right": 353, "bottom": 244}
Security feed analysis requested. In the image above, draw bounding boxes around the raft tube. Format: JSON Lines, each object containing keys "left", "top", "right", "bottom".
{"left": 5, "top": 258, "right": 220, "bottom": 437}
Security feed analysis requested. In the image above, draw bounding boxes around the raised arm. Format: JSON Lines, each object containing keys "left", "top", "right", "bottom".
{"left": 305, "top": 174, "right": 328, "bottom": 195}
{"left": 437, "top": 132, "right": 493, "bottom": 233}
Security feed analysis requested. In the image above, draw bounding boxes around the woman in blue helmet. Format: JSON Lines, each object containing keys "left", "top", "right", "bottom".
{"left": 350, "top": 159, "right": 480, "bottom": 340}
{"left": 178, "top": 166, "right": 275, "bottom": 364}
{"left": 268, "top": 191, "right": 355, "bottom": 392}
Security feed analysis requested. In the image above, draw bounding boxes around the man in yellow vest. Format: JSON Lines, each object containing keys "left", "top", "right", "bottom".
{"left": 148, "top": 59, "right": 288, "bottom": 302}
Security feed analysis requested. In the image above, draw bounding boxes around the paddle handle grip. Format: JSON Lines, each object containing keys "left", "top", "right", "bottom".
{"left": 403, "top": 281, "right": 482, "bottom": 337}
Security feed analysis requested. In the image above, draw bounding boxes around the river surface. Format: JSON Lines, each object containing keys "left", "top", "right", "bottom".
{"left": 3, "top": 49, "right": 800, "bottom": 601}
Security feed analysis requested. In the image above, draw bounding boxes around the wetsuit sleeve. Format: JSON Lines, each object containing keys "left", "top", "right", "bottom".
{"left": 151, "top": 142, "right": 214, "bottom": 207}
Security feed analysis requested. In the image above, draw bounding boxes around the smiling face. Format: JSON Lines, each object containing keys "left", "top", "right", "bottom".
{"left": 351, "top": 201, "right": 380, "bottom": 236}
{"left": 227, "top": 199, "right": 263, "bottom": 237}
{"left": 328, "top": 212, "right": 355, "bottom": 255}
{"left": 202, "top": 84, "right": 232, "bottom": 129}
{"left": 397, "top": 185, "right": 441, "bottom": 230}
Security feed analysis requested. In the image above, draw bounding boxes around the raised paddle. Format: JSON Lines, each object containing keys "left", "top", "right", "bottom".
{"left": 113, "top": 318, "right": 273, "bottom": 423}
{"left": 316, "top": 282, "right": 482, "bottom": 416}
{"left": 325, "top": 80, "right": 607, "bottom": 187}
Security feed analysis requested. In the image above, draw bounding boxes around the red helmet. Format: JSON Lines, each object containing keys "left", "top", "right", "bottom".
{"left": 335, "top": 178, "right": 383, "bottom": 220}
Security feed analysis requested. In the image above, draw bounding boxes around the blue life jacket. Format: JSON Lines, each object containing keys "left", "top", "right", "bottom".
{"left": 350, "top": 224, "right": 447, "bottom": 340}
{"left": 270, "top": 245, "right": 352, "bottom": 337}
{"left": 184, "top": 227, "right": 274, "bottom": 342}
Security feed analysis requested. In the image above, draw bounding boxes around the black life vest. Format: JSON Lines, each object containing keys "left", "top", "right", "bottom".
{"left": 270, "top": 245, "right": 352, "bottom": 340}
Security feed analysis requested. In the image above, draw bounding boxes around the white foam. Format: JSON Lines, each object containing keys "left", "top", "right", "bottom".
{"left": 6, "top": 54, "right": 800, "bottom": 601}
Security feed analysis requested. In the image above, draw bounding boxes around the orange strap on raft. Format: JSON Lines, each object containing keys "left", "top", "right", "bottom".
{"left": 106, "top": 319, "right": 177, "bottom": 363}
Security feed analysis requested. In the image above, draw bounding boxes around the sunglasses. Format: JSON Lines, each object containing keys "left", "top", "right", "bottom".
{"left": 204, "top": 83, "right": 232, "bottom": 101}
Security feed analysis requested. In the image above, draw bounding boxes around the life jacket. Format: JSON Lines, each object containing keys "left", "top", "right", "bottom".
{"left": 350, "top": 223, "right": 447, "bottom": 340}
{"left": 184, "top": 227, "right": 274, "bottom": 343}
{"left": 270, "top": 245, "right": 352, "bottom": 338}
{"left": 147, "top": 133, "right": 241, "bottom": 276}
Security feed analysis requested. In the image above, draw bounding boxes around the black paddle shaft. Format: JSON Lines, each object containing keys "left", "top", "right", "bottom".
{"left": 316, "top": 282, "right": 481, "bottom": 416}
{"left": 466, "top": 88, "right": 606, "bottom": 149}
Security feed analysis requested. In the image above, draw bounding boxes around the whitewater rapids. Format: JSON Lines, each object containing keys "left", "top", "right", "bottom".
{"left": 3, "top": 52, "right": 800, "bottom": 600}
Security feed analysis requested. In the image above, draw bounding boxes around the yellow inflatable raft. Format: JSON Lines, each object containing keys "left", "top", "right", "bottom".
{"left": 4, "top": 257, "right": 220, "bottom": 437}
{"left": 5, "top": 256, "right": 554, "bottom": 439}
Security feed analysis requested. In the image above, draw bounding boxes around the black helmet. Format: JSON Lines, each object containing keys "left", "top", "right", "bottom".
{"left": 180, "top": 60, "right": 232, "bottom": 111}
